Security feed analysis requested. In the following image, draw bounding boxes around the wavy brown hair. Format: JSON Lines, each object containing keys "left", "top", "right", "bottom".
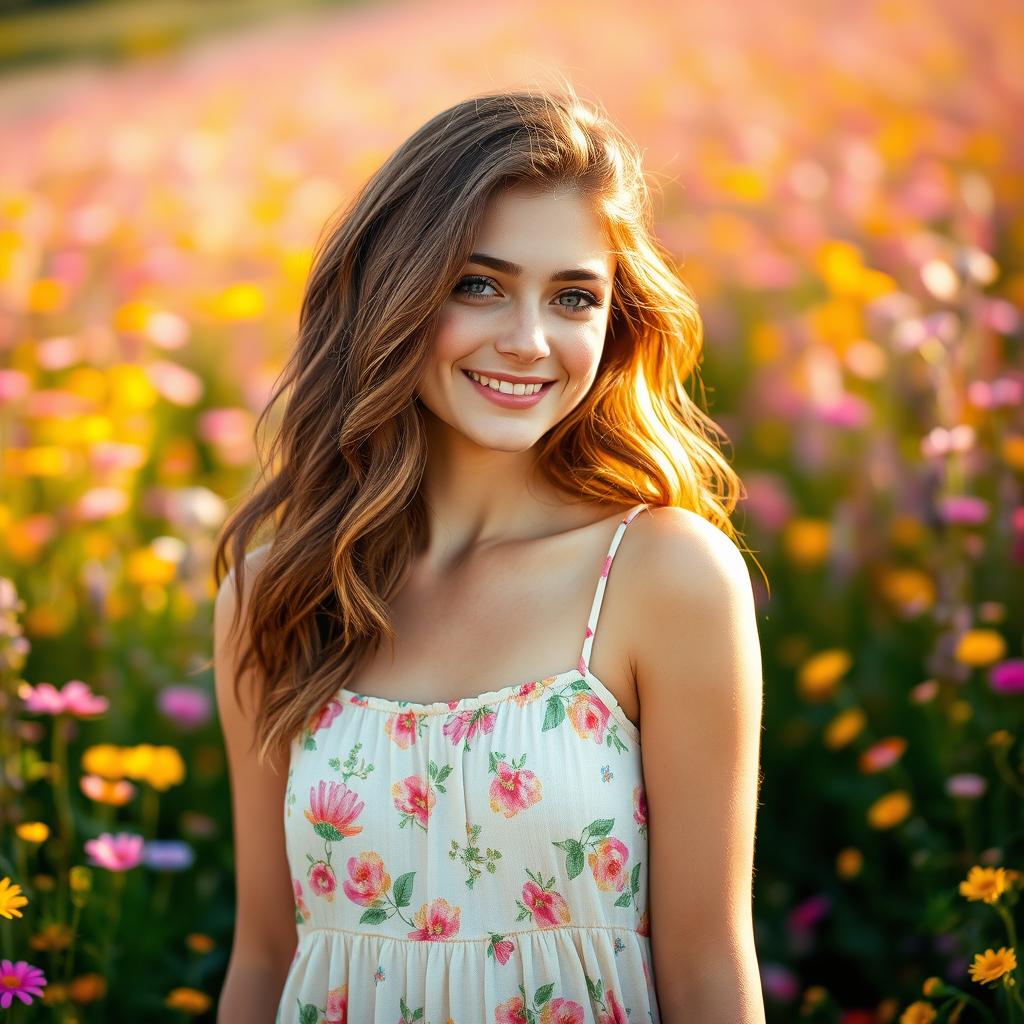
{"left": 212, "top": 84, "right": 758, "bottom": 771}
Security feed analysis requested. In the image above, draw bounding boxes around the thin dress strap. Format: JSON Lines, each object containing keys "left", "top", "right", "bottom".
{"left": 577, "top": 502, "right": 650, "bottom": 676}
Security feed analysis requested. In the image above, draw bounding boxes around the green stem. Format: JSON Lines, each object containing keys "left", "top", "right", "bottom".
{"left": 50, "top": 716, "right": 75, "bottom": 923}
{"left": 100, "top": 871, "right": 128, "bottom": 980}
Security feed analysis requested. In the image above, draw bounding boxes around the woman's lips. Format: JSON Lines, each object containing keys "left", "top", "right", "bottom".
{"left": 462, "top": 370, "right": 555, "bottom": 408}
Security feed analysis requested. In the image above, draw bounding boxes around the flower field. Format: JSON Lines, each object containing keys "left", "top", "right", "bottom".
{"left": 0, "top": 0, "right": 1022, "bottom": 1020}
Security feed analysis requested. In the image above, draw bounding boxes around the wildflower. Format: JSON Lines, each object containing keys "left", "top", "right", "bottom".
{"left": 990, "top": 658, "right": 1024, "bottom": 695}
{"left": 835, "top": 848, "right": 863, "bottom": 880}
{"left": 824, "top": 707, "right": 866, "bottom": 749}
{"left": 165, "top": 987, "right": 212, "bottom": 1014}
{"left": 867, "top": 790, "right": 912, "bottom": 829}
{"left": 859, "top": 737, "right": 907, "bottom": 773}
{"left": 899, "top": 1001, "right": 936, "bottom": 1023}
{"left": 83, "top": 832, "right": 144, "bottom": 871}
{"left": 157, "top": 685, "right": 213, "bottom": 730}
{"left": 798, "top": 649, "right": 851, "bottom": 702}
{"left": 68, "top": 866, "right": 92, "bottom": 894}
{"left": 67, "top": 973, "right": 106, "bottom": 1003}
{"left": 142, "top": 840, "right": 195, "bottom": 872}
{"left": 0, "top": 877, "right": 29, "bottom": 919}
{"left": 945, "top": 773, "right": 987, "bottom": 799}
{"left": 185, "top": 933, "right": 215, "bottom": 955}
{"left": 81, "top": 743, "right": 125, "bottom": 780}
{"left": 0, "top": 960, "right": 47, "bottom": 1008}
{"left": 921, "top": 977, "right": 945, "bottom": 996}
{"left": 968, "top": 946, "right": 1017, "bottom": 985}
{"left": 15, "top": 822, "right": 49, "bottom": 843}
{"left": 959, "top": 866, "right": 1008, "bottom": 904}
{"left": 954, "top": 629, "right": 1007, "bottom": 667}
{"left": 121, "top": 744, "right": 186, "bottom": 791}
{"left": 19, "top": 679, "right": 108, "bottom": 717}
{"left": 30, "top": 923, "right": 74, "bottom": 952}
{"left": 80, "top": 774, "right": 136, "bottom": 805}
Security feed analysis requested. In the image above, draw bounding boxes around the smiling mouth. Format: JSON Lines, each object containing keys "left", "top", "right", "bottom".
{"left": 462, "top": 369, "right": 556, "bottom": 395}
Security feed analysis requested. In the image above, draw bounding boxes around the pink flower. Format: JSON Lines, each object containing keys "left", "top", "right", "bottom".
{"left": 488, "top": 932, "right": 515, "bottom": 965}
{"left": 990, "top": 659, "right": 1024, "bottom": 695}
{"left": 21, "top": 680, "right": 108, "bottom": 717}
{"left": 567, "top": 693, "right": 610, "bottom": 744}
{"left": 588, "top": 837, "right": 630, "bottom": 892}
{"left": 442, "top": 708, "right": 497, "bottom": 745}
{"left": 304, "top": 780, "right": 364, "bottom": 840}
{"left": 946, "top": 773, "right": 987, "bottom": 799}
{"left": 84, "top": 831, "right": 144, "bottom": 871}
{"left": 495, "top": 994, "right": 528, "bottom": 1024}
{"left": 544, "top": 997, "right": 587, "bottom": 1023}
{"left": 292, "top": 879, "right": 310, "bottom": 922}
{"left": 308, "top": 863, "right": 337, "bottom": 901}
{"left": 787, "top": 893, "right": 831, "bottom": 933}
{"left": 488, "top": 760, "right": 542, "bottom": 818}
{"left": 309, "top": 699, "right": 344, "bottom": 732}
{"left": 633, "top": 785, "right": 648, "bottom": 830}
{"left": 384, "top": 710, "right": 420, "bottom": 749}
{"left": 157, "top": 685, "right": 212, "bottom": 730}
{"left": 391, "top": 776, "right": 435, "bottom": 828}
{"left": 521, "top": 880, "right": 571, "bottom": 928}
{"left": 0, "top": 959, "right": 47, "bottom": 1009}
{"left": 596, "top": 989, "right": 629, "bottom": 1024}
{"left": 342, "top": 852, "right": 391, "bottom": 906}
{"left": 407, "top": 897, "right": 461, "bottom": 941}
{"left": 324, "top": 983, "right": 348, "bottom": 1023}
{"left": 937, "top": 495, "right": 988, "bottom": 526}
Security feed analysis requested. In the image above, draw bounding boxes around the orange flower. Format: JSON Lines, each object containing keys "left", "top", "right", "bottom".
{"left": 867, "top": 790, "right": 912, "bottom": 829}
{"left": 968, "top": 946, "right": 1017, "bottom": 985}
{"left": 959, "top": 866, "right": 1008, "bottom": 905}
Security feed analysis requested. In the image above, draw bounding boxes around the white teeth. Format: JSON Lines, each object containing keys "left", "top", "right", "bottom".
{"left": 466, "top": 371, "right": 546, "bottom": 396}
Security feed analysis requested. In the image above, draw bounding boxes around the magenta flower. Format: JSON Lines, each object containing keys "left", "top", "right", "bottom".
{"left": 990, "top": 659, "right": 1024, "bottom": 695}
{"left": 936, "top": 495, "right": 988, "bottom": 526}
{"left": 84, "top": 831, "right": 145, "bottom": 871}
{"left": 21, "top": 679, "right": 108, "bottom": 717}
{"left": 0, "top": 959, "right": 47, "bottom": 1008}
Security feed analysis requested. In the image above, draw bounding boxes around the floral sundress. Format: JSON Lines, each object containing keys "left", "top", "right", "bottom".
{"left": 277, "top": 501, "right": 660, "bottom": 1023}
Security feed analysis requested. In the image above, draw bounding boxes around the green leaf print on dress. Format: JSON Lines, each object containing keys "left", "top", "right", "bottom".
{"left": 554, "top": 819, "right": 642, "bottom": 913}
{"left": 540, "top": 674, "right": 630, "bottom": 754}
{"left": 449, "top": 821, "right": 502, "bottom": 888}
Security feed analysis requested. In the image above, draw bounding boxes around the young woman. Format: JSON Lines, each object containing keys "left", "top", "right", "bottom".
{"left": 213, "top": 87, "right": 766, "bottom": 1024}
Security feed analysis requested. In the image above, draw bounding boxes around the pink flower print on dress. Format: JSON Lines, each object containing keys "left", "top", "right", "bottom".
{"left": 588, "top": 837, "right": 629, "bottom": 892}
{"left": 633, "top": 784, "right": 648, "bottom": 837}
{"left": 385, "top": 709, "right": 421, "bottom": 749}
{"left": 391, "top": 775, "right": 436, "bottom": 831}
{"left": 407, "top": 896, "right": 461, "bottom": 941}
{"left": 293, "top": 878, "right": 311, "bottom": 923}
{"left": 486, "top": 932, "right": 515, "bottom": 965}
{"left": 516, "top": 869, "right": 571, "bottom": 928}
{"left": 511, "top": 676, "right": 556, "bottom": 707}
{"left": 309, "top": 862, "right": 337, "bottom": 901}
{"left": 594, "top": 987, "right": 629, "bottom": 1024}
{"left": 311, "top": 699, "right": 344, "bottom": 732}
{"left": 325, "top": 982, "right": 348, "bottom": 1023}
{"left": 342, "top": 851, "right": 391, "bottom": 906}
{"left": 304, "top": 780, "right": 365, "bottom": 840}
{"left": 541, "top": 998, "right": 587, "bottom": 1023}
{"left": 442, "top": 707, "right": 497, "bottom": 749}
{"left": 487, "top": 751, "right": 542, "bottom": 818}
{"left": 495, "top": 995, "right": 528, "bottom": 1024}
{"left": 566, "top": 692, "right": 610, "bottom": 744}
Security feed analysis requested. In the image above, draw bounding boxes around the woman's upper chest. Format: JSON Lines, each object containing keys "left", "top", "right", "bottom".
{"left": 346, "top": 508, "right": 643, "bottom": 730}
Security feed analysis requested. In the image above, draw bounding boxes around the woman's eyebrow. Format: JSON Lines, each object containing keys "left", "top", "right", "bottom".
{"left": 468, "top": 252, "right": 609, "bottom": 285}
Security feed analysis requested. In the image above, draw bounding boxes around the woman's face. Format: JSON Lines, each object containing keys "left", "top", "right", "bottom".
{"left": 417, "top": 184, "right": 617, "bottom": 453}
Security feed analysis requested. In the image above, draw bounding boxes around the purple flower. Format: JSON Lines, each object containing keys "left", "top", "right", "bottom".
{"left": 142, "top": 839, "right": 195, "bottom": 872}
{"left": 157, "top": 685, "right": 213, "bottom": 730}
{"left": 990, "top": 659, "right": 1024, "bottom": 695}
{"left": 945, "top": 773, "right": 987, "bottom": 799}
{"left": 0, "top": 960, "right": 47, "bottom": 1008}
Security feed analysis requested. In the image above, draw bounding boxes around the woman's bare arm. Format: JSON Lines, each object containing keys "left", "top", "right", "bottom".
{"left": 214, "top": 547, "right": 298, "bottom": 1024}
{"left": 632, "top": 508, "right": 766, "bottom": 1023}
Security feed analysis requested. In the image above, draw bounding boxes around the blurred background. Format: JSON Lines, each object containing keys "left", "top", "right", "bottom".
{"left": 1, "top": 0, "right": 1022, "bottom": 1021}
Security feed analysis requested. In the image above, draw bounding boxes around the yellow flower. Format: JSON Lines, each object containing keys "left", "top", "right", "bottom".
{"left": 165, "top": 987, "right": 212, "bottom": 1014}
{"left": 824, "top": 707, "right": 866, "bottom": 749}
{"left": 81, "top": 744, "right": 125, "bottom": 781}
{"left": 31, "top": 922, "right": 74, "bottom": 951}
{"left": 900, "top": 1001, "right": 937, "bottom": 1024}
{"left": 921, "top": 977, "right": 945, "bottom": 997}
{"left": 784, "top": 518, "right": 831, "bottom": 567}
{"left": 68, "top": 972, "right": 107, "bottom": 1003}
{"left": 954, "top": 629, "right": 1007, "bottom": 667}
{"left": 867, "top": 790, "right": 912, "bottom": 830}
{"left": 835, "top": 848, "right": 863, "bottom": 880}
{"left": 16, "top": 821, "right": 50, "bottom": 843}
{"left": 798, "top": 649, "right": 852, "bottom": 702}
{"left": 959, "top": 866, "right": 1008, "bottom": 905}
{"left": 968, "top": 946, "right": 1017, "bottom": 985}
{"left": 0, "top": 876, "right": 29, "bottom": 919}
{"left": 69, "top": 865, "right": 92, "bottom": 895}
{"left": 121, "top": 744, "right": 186, "bottom": 791}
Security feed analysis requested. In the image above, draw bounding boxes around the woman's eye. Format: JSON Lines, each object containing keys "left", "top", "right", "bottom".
{"left": 453, "top": 276, "right": 599, "bottom": 315}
